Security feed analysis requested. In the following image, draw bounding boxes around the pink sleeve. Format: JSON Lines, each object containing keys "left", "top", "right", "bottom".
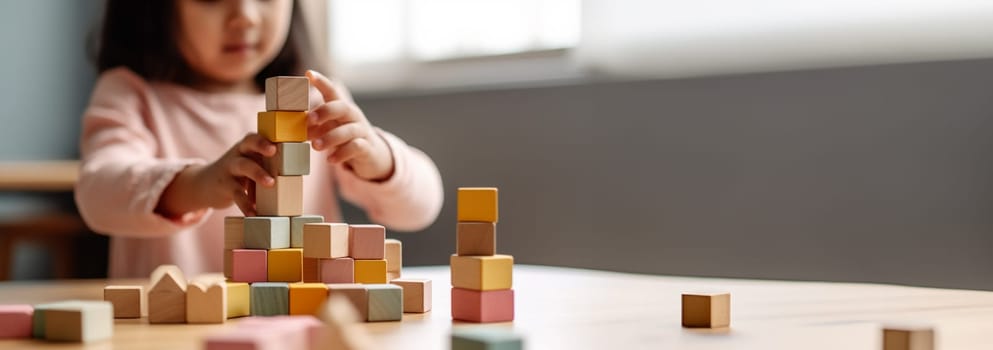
{"left": 333, "top": 128, "right": 444, "bottom": 231}
{"left": 74, "top": 68, "right": 210, "bottom": 238}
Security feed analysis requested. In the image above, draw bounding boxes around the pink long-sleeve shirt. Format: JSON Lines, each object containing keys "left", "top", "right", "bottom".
{"left": 75, "top": 68, "right": 443, "bottom": 278}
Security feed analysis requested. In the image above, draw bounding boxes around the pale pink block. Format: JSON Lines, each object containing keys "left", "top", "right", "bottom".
{"left": 0, "top": 304, "right": 33, "bottom": 338}
{"left": 348, "top": 224, "right": 385, "bottom": 259}
{"left": 451, "top": 288, "right": 514, "bottom": 323}
{"left": 319, "top": 258, "right": 354, "bottom": 283}
{"left": 238, "top": 316, "right": 321, "bottom": 350}
{"left": 204, "top": 328, "right": 285, "bottom": 350}
{"left": 231, "top": 249, "right": 268, "bottom": 283}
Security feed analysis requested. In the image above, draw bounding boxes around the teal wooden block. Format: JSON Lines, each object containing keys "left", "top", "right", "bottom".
{"left": 31, "top": 301, "right": 76, "bottom": 338}
{"left": 290, "top": 215, "right": 324, "bottom": 248}
{"left": 250, "top": 282, "right": 289, "bottom": 316}
{"left": 264, "top": 142, "right": 311, "bottom": 176}
{"left": 366, "top": 284, "right": 402, "bottom": 322}
{"left": 244, "top": 217, "right": 290, "bottom": 249}
{"left": 451, "top": 327, "right": 524, "bottom": 350}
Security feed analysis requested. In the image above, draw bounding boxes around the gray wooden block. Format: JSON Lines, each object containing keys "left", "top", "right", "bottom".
{"left": 451, "top": 327, "right": 524, "bottom": 350}
{"left": 290, "top": 215, "right": 324, "bottom": 248}
{"left": 250, "top": 282, "right": 289, "bottom": 316}
{"left": 244, "top": 217, "right": 290, "bottom": 249}
{"left": 43, "top": 301, "right": 114, "bottom": 343}
{"left": 366, "top": 284, "right": 402, "bottom": 322}
{"left": 264, "top": 142, "right": 311, "bottom": 176}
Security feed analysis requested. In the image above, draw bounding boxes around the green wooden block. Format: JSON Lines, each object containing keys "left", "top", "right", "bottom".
{"left": 451, "top": 327, "right": 524, "bottom": 350}
{"left": 366, "top": 284, "right": 402, "bottom": 322}
{"left": 264, "top": 142, "right": 311, "bottom": 176}
{"left": 244, "top": 217, "right": 290, "bottom": 249}
{"left": 250, "top": 282, "right": 289, "bottom": 316}
{"left": 290, "top": 215, "right": 323, "bottom": 248}
{"left": 32, "top": 301, "right": 77, "bottom": 338}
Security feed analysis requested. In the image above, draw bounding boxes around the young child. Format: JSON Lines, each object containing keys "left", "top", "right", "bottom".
{"left": 75, "top": 0, "right": 443, "bottom": 278}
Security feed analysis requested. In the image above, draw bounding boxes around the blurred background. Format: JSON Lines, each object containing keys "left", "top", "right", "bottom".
{"left": 3, "top": 0, "right": 993, "bottom": 289}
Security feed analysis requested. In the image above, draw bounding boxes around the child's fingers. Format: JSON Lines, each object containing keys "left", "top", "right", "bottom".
{"left": 232, "top": 187, "right": 255, "bottom": 217}
{"left": 327, "top": 138, "right": 371, "bottom": 164}
{"left": 307, "top": 100, "right": 356, "bottom": 127}
{"left": 237, "top": 134, "right": 276, "bottom": 157}
{"left": 306, "top": 70, "right": 341, "bottom": 103}
{"left": 229, "top": 157, "right": 275, "bottom": 187}
{"left": 313, "top": 123, "right": 365, "bottom": 151}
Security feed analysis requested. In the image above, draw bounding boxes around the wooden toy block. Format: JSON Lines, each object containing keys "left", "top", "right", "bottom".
{"left": 237, "top": 316, "right": 319, "bottom": 350}
{"left": 451, "top": 288, "right": 514, "bottom": 323}
{"left": 265, "top": 142, "right": 311, "bottom": 176}
{"left": 353, "top": 259, "right": 387, "bottom": 284}
{"left": 244, "top": 216, "right": 290, "bottom": 249}
{"left": 31, "top": 301, "right": 76, "bottom": 338}
{"left": 451, "top": 327, "right": 524, "bottom": 350}
{"left": 303, "top": 257, "right": 321, "bottom": 282}
{"left": 148, "top": 265, "right": 187, "bottom": 324}
{"left": 204, "top": 328, "right": 284, "bottom": 350}
{"left": 44, "top": 301, "right": 113, "bottom": 343}
{"left": 388, "top": 271, "right": 401, "bottom": 281}
{"left": 265, "top": 76, "right": 310, "bottom": 111}
{"left": 349, "top": 224, "right": 385, "bottom": 260}
{"left": 224, "top": 249, "right": 234, "bottom": 278}
{"left": 450, "top": 255, "right": 513, "bottom": 291}
{"left": 256, "top": 176, "right": 304, "bottom": 216}
{"left": 327, "top": 284, "right": 368, "bottom": 321}
{"left": 226, "top": 282, "right": 251, "bottom": 319}
{"left": 366, "top": 284, "right": 403, "bottom": 322}
{"left": 258, "top": 111, "right": 307, "bottom": 142}
{"left": 457, "top": 222, "right": 496, "bottom": 256}
{"left": 391, "top": 278, "right": 432, "bottom": 313}
{"left": 0, "top": 304, "right": 33, "bottom": 338}
{"left": 290, "top": 283, "right": 330, "bottom": 315}
{"left": 883, "top": 324, "right": 935, "bottom": 350}
{"left": 681, "top": 292, "right": 731, "bottom": 328}
{"left": 291, "top": 215, "right": 324, "bottom": 248}
{"left": 231, "top": 249, "right": 268, "bottom": 283}
{"left": 320, "top": 257, "right": 354, "bottom": 283}
{"left": 103, "top": 285, "right": 142, "bottom": 319}
{"left": 384, "top": 238, "right": 402, "bottom": 273}
{"left": 187, "top": 276, "right": 227, "bottom": 324}
{"left": 224, "top": 216, "right": 245, "bottom": 249}
{"left": 268, "top": 248, "right": 304, "bottom": 282}
{"left": 457, "top": 187, "right": 498, "bottom": 223}
{"left": 251, "top": 282, "right": 290, "bottom": 316}
{"left": 304, "top": 223, "right": 350, "bottom": 259}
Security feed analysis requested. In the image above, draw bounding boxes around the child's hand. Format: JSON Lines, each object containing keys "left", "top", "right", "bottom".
{"left": 193, "top": 134, "right": 277, "bottom": 216}
{"left": 305, "top": 70, "right": 395, "bottom": 181}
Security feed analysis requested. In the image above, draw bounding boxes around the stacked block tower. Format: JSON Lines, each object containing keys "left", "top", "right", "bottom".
{"left": 451, "top": 187, "right": 514, "bottom": 323}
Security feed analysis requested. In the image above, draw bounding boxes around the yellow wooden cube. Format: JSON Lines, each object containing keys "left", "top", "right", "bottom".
{"left": 225, "top": 282, "right": 250, "bottom": 319}
{"left": 457, "top": 187, "right": 498, "bottom": 223}
{"left": 258, "top": 111, "right": 307, "bottom": 142}
{"left": 354, "top": 259, "right": 387, "bottom": 284}
{"left": 268, "top": 248, "right": 303, "bottom": 282}
{"left": 450, "top": 254, "right": 513, "bottom": 291}
{"left": 289, "top": 283, "right": 329, "bottom": 315}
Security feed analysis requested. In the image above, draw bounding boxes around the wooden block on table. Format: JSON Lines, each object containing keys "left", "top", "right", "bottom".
{"left": 304, "top": 223, "right": 349, "bottom": 258}
{"left": 457, "top": 187, "right": 498, "bottom": 223}
{"left": 354, "top": 259, "right": 387, "bottom": 284}
{"left": 366, "top": 284, "right": 402, "bottom": 322}
{"left": 258, "top": 111, "right": 307, "bottom": 142}
{"left": 265, "top": 142, "right": 311, "bottom": 176}
{"left": 251, "top": 282, "right": 290, "bottom": 316}
{"left": 388, "top": 271, "right": 401, "bottom": 281}
{"left": 320, "top": 257, "right": 354, "bottom": 283}
{"left": 883, "top": 324, "right": 935, "bottom": 350}
{"left": 348, "top": 224, "right": 385, "bottom": 260}
{"left": 268, "top": 248, "right": 303, "bottom": 282}
{"left": 255, "top": 176, "right": 304, "bottom": 217}
{"left": 237, "top": 316, "right": 320, "bottom": 350}
{"left": 290, "top": 215, "right": 324, "bottom": 248}
{"left": 327, "top": 284, "right": 368, "bottom": 321}
{"left": 451, "top": 288, "right": 514, "bottom": 323}
{"left": 223, "top": 249, "right": 234, "bottom": 278}
{"left": 44, "top": 301, "right": 113, "bottom": 343}
{"left": 204, "top": 328, "right": 284, "bottom": 350}
{"left": 103, "top": 285, "right": 142, "bottom": 319}
{"left": 148, "top": 265, "right": 187, "bottom": 324}
{"left": 303, "top": 257, "right": 321, "bottom": 283}
{"left": 451, "top": 327, "right": 524, "bottom": 350}
{"left": 231, "top": 249, "right": 268, "bottom": 283}
{"left": 384, "top": 238, "right": 402, "bottom": 273}
{"left": 187, "top": 276, "right": 227, "bottom": 324}
{"left": 456, "top": 222, "right": 496, "bottom": 256}
{"left": 32, "top": 301, "right": 76, "bottom": 338}
{"left": 224, "top": 216, "right": 245, "bottom": 249}
{"left": 289, "top": 283, "right": 330, "bottom": 316}
{"left": 0, "top": 304, "right": 33, "bottom": 338}
{"left": 391, "top": 278, "right": 432, "bottom": 313}
{"left": 265, "top": 76, "right": 310, "bottom": 111}
{"left": 450, "top": 255, "right": 513, "bottom": 291}
{"left": 226, "top": 282, "right": 251, "bottom": 319}
{"left": 244, "top": 217, "right": 290, "bottom": 249}
{"left": 681, "top": 292, "right": 730, "bottom": 328}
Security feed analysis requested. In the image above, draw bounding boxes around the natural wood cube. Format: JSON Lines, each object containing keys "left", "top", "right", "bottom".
{"left": 32, "top": 301, "right": 77, "bottom": 338}
{"left": 186, "top": 277, "right": 227, "bottom": 324}
{"left": 366, "top": 284, "right": 403, "bottom": 322}
{"left": 450, "top": 254, "right": 513, "bottom": 291}
{"left": 255, "top": 176, "right": 303, "bottom": 217}
{"left": 451, "top": 288, "right": 514, "bottom": 323}
{"left": 103, "top": 285, "right": 142, "bottom": 319}
{"left": 327, "top": 284, "right": 368, "bottom": 321}
{"left": 244, "top": 216, "right": 290, "bottom": 249}
{"left": 349, "top": 224, "right": 385, "bottom": 260}
{"left": 457, "top": 187, "right": 498, "bottom": 223}
{"left": 224, "top": 216, "right": 244, "bottom": 249}
{"left": 43, "top": 301, "right": 113, "bottom": 343}
{"left": 354, "top": 259, "right": 387, "bottom": 284}
{"left": 289, "top": 283, "right": 329, "bottom": 316}
{"left": 265, "top": 76, "right": 310, "bottom": 111}
{"left": 290, "top": 215, "right": 324, "bottom": 248}
{"left": 303, "top": 222, "right": 349, "bottom": 258}
{"left": 250, "top": 282, "right": 289, "bottom": 316}
{"left": 148, "top": 265, "right": 187, "bottom": 324}
{"left": 226, "top": 282, "right": 250, "bottom": 319}
{"left": 456, "top": 222, "right": 496, "bottom": 256}
{"left": 681, "top": 292, "right": 730, "bottom": 328}
{"left": 302, "top": 257, "right": 320, "bottom": 282}
{"left": 385, "top": 238, "right": 402, "bottom": 273}
{"left": 883, "top": 324, "right": 935, "bottom": 350}
{"left": 268, "top": 248, "right": 303, "bottom": 282}
{"left": 258, "top": 111, "right": 307, "bottom": 142}
{"left": 265, "top": 142, "right": 311, "bottom": 176}
{"left": 391, "top": 278, "right": 431, "bottom": 313}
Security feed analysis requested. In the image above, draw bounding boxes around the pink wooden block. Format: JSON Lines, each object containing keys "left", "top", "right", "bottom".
{"left": 348, "top": 225, "right": 385, "bottom": 260}
{"left": 231, "top": 249, "right": 268, "bottom": 283}
{"left": 0, "top": 304, "right": 33, "bottom": 338}
{"left": 451, "top": 288, "right": 514, "bottom": 323}
{"left": 238, "top": 316, "right": 321, "bottom": 350}
{"left": 319, "top": 258, "right": 354, "bottom": 283}
{"left": 204, "top": 327, "right": 287, "bottom": 350}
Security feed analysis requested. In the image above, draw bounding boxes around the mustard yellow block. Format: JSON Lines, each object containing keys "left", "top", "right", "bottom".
{"left": 225, "top": 282, "right": 250, "bottom": 318}
{"left": 354, "top": 259, "right": 387, "bottom": 284}
{"left": 457, "top": 187, "right": 498, "bottom": 223}
{"left": 289, "top": 283, "right": 329, "bottom": 315}
{"left": 450, "top": 254, "right": 513, "bottom": 291}
{"left": 258, "top": 111, "right": 307, "bottom": 142}
{"left": 268, "top": 248, "right": 303, "bottom": 282}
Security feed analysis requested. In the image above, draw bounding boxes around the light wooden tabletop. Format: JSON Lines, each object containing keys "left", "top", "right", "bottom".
{"left": 1, "top": 265, "right": 992, "bottom": 349}
{"left": 0, "top": 160, "right": 79, "bottom": 191}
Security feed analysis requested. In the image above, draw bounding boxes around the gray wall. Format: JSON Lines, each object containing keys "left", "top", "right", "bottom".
{"left": 358, "top": 58, "right": 993, "bottom": 290}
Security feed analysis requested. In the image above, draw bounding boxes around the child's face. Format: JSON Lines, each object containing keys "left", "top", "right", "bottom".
{"left": 176, "top": 0, "right": 293, "bottom": 88}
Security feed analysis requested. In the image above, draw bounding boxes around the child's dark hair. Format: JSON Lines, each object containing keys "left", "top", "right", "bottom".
{"left": 90, "top": 0, "right": 317, "bottom": 91}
